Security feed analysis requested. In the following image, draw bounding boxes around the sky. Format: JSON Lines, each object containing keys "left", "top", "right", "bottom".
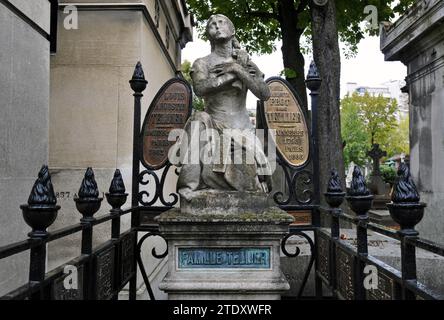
{"left": 181, "top": 31, "right": 407, "bottom": 110}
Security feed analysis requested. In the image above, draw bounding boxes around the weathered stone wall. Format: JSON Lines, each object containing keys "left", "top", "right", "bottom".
{"left": 381, "top": 0, "right": 444, "bottom": 245}
{"left": 0, "top": 0, "right": 51, "bottom": 296}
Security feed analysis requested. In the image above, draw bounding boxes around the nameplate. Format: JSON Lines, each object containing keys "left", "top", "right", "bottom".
{"left": 178, "top": 247, "right": 271, "bottom": 269}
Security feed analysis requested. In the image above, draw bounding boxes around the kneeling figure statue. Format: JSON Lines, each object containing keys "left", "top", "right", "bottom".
{"left": 176, "top": 14, "right": 273, "bottom": 208}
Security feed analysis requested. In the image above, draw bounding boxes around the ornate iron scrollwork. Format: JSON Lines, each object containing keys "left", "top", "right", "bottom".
{"left": 136, "top": 232, "right": 168, "bottom": 300}
{"left": 273, "top": 157, "right": 314, "bottom": 206}
{"left": 281, "top": 230, "right": 315, "bottom": 298}
{"left": 138, "top": 163, "right": 179, "bottom": 207}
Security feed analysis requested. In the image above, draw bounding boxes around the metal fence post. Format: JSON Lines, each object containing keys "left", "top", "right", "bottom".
{"left": 324, "top": 169, "right": 346, "bottom": 294}
{"left": 387, "top": 163, "right": 426, "bottom": 300}
{"left": 346, "top": 166, "right": 373, "bottom": 300}
{"left": 21, "top": 165, "right": 60, "bottom": 299}
{"left": 75, "top": 167, "right": 103, "bottom": 299}
{"left": 129, "top": 61, "right": 148, "bottom": 300}
{"left": 305, "top": 60, "right": 322, "bottom": 298}
{"left": 106, "top": 169, "right": 128, "bottom": 300}
{"left": 106, "top": 169, "right": 128, "bottom": 240}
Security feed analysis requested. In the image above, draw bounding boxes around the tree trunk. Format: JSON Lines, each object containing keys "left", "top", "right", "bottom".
{"left": 278, "top": 0, "right": 308, "bottom": 110}
{"left": 310, "top": 0, "right": 345, "bottom": 196}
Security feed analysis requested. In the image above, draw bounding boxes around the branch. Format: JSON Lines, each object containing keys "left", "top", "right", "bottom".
{"left": 295, "top": 0, "right": 309, "bottom": 14}
{"left": 244, "top": 1, "right": 279, "bottom": 20}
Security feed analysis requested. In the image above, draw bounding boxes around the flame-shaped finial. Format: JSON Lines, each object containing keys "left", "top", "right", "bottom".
{"left": 109, "top": 169, "right": 126, "bottom": 194}
{"left": 349, "top": 166, "right": 370, "bottom": 196}
{"left": 78, "top": 167, "right": 99, "bottom": 199}
{"left": 132, "top": 61, "right": 145, "bottom": 80}
{"left": 28, "top": 165, "right": 57, "bottom": 207}
{"left": 307, "top": 60, "right": 320, "bottom": 79}
{"left": 327, "top": 169, "right": 343, "bottom": 193}
{"left": 392, "top": 163, "right": 420, "bottom": 203}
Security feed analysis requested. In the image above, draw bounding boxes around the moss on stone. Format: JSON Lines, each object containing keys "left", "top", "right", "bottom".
{"left": 155, "top": 207, "right": 294, "bottom": 224}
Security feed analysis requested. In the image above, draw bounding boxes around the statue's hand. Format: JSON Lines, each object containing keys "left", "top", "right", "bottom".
{"left": 212, "top": 62, "right": 243, "bottom": 77}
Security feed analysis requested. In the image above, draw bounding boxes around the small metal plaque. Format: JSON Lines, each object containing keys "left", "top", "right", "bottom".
{"left": 317, "top": 233, "right": 330, "bottom": 283}
{"left": 120, "top": 232, "right": 135, "bottom": 286}
{"left": 178, "top": 247, "right": 271, "bottom": 269}
{"left": 141, "top": 78, "right": 192, "bottom": 170}
{"left": 288, "top": 210, "right": 312, "bottom": 226}
{"left": 263, "top": 78, "right": 310, "bottom": 167}
{"left": 95, "top": 245, "right": 115, "bottom": 300}
{"left": 336, "top": 247, "right": 355, "bottom": 300}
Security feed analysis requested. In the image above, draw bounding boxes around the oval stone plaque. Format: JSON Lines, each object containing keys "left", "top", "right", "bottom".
{"left": 263, "top": 78, "right": 310, "bottom": 167}
{"left": 141, "top": 78, "right": 192, "bottom": 170}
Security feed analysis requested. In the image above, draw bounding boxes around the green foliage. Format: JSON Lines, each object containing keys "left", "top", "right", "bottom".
{"left": 279, "top": 68, "right": 298, "bottom": 79}
{"left": 341, "top": 92, "right": 406, "bottom": 168}
{"left": 181, "top": 60, "right": 205, "bottom": 111}
{"left": 187, "top": 0, "right": 417, "bottom": 56}
{"left": 357, "top": 92, "right": 398, "bottom": 145}
{"left": 187, "top": 0, "right": 281, "bottom": 54}
{"left": 341, "top": 95, "right": 369, "bottom": 167}
{"left": 380, "top": 164, "right": 397, "bottom": 185}
{"left": 385, "top": 114, "right": 409, "bottom": 157}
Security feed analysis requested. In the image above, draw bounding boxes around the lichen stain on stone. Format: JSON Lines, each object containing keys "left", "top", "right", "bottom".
{"left": 156, "top": 207, "right": 294, "bottom": 224}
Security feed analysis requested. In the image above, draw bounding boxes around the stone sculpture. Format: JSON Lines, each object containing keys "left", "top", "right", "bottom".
{"left": 176, "top": 14, "right": 272, "bottom": 204}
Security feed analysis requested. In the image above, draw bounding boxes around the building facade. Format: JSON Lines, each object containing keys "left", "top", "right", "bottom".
{"left": 0, "top": 0, "right": 58, "bottom": 296}
{"left": 381, "top": 0, "right": 444, "bottom": 245}
{"left": 0, "top": 0, "right": 193, "bottom": 298}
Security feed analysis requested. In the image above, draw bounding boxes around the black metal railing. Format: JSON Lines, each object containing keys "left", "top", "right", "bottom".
{"left": 0, "top": 167, "right": 141, "bottom": 300}
{"left": 316, "top": 166, "right": 444, "bottom": 300}
{"left": 3, "top": 59, "right": 443, "bottom": 301}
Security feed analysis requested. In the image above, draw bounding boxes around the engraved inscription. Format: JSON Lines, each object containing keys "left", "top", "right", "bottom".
{"left": 96, "top": 246, "right": 114, "bottom": 300}
{"left": 336, "top": 248, "right": 354, "bottom": 300}
{"left": 264, "top": 79, "right": 310, "bottom": 167}
{"left": 178, "top": 247, "right": 271, "bottom": 269}
{"left": 289, "top": 210, "right": 312, "bottom": 226}
{"left": 142, "top": 80, "right": 191, "bottom": 169}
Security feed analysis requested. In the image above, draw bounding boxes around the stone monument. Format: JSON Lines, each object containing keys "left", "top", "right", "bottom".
{"left": 366, "top": 144, "right": 397, "bottom": 228}
{"left": 367, "top": 144, "right": 391, "bottom": 208}
{"left": 156, "top": 14, "right": 293, "bottom": 299}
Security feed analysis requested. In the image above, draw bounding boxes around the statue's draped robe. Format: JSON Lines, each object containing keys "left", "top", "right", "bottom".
{"left": 175, "top": 57, "right": 272, "bottom": 198}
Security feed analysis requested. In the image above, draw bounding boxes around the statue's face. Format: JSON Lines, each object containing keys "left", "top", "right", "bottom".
{"left": 206, "top": 15, "right": 234, "bottom": 42}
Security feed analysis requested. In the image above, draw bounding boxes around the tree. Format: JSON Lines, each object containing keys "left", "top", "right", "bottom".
{"left": 341, "top": 96, "right": 368, "bottom": 167}
{"left": 385, "top": 114, "right": 409, "bottom": 157}
{"left": 181, "top": 60, "right": 205, "bottom": 111}
{"left": 187, "top": 0, "right": 416, "bottom": 110}
{"left": 311, "top": 0, "right": 344, "bottom": 193}
{"left": 340, "top": 92, "right": 404, "bottom": 168}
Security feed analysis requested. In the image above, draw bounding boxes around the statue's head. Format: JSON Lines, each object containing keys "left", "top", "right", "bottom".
{"left": 206, "top": 14, "right": 235, "bottom": 47}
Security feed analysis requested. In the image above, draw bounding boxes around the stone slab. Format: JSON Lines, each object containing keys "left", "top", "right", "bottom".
{"left": 179, "top": 190, "right": 270, "bottom": 215}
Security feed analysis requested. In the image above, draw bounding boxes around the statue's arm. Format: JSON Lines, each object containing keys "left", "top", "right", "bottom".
{"left": 191, "top": 59, "right": 237, "bottom": 97}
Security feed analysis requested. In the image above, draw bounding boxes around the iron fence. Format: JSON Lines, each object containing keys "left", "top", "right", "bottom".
{"left": 0, "top": 61, "right": 443, "bottom": 301}
{"left": 315, "top": 166, "right": 444, "bottom": 300}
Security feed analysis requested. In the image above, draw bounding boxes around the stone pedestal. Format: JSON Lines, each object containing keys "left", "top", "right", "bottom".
{"left": 156, "top": 207, "right": 293, "bottom": 300}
